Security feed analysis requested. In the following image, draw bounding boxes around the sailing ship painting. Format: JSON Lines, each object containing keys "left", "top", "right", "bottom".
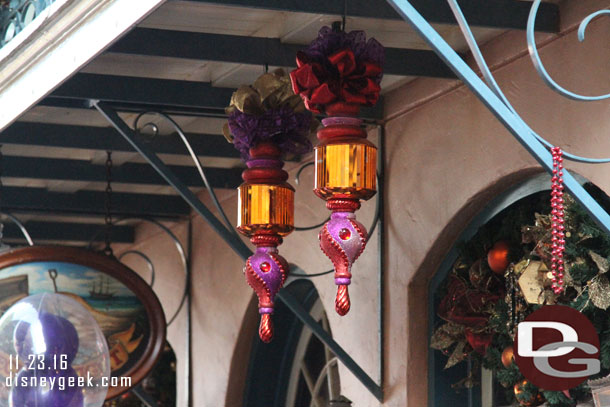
{"left": 89, "top": 276, "right": 116, "bottom": 300}
{"left": 0, "top": 261, "right": 150, "bottom": 377}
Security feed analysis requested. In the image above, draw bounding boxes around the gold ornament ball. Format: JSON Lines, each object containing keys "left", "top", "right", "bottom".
{"left": 501, "top": 346, "right": 514, "bottom": 368}
{"left": 487, "top": 241, "right": 511, "bottom": 274}
{"left": 513, "top": 380, "right": 544, "bottom": 406}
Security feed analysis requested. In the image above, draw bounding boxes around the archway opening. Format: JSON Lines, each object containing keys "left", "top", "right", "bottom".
{"left": 427, "top": 174, "right": 610, "bottom": 406}
{"left": 243, "top": 279, "right": 342, "bottom": 407}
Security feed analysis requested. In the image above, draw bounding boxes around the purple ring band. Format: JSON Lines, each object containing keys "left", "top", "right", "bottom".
{"left": 322, "top": 117, "right": 362, "bottom": 127}
{"left": 335, "top": 278, "right": 351, "bottom": 285}
{"left": 246, "top": 159, "right": 283, "bottom": 168}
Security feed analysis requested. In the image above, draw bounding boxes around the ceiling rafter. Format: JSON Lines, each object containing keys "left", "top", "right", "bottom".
{"left": 2, "top": 221, "right": 135, "bottom": 244}
{"left": 1, "top": 156, "right": 243, "bottom": 188}
{"left": 0, "top": 122, "right": 239, "bottom": 158}
{"left": 1, "top": 186, "right": 190, "bottom": 218}
{"left": 108, "top": 28, "right": 457, "bottom": 79}
{"left": 179, "top": 0, "right": 559, "bottom": 32}
{"left": 45, "top": 73, "right": 384, "bottom": 120}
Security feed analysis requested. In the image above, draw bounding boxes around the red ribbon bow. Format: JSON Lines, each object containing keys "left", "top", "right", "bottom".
{"left": 438, "top": 276, "right": 502, "bottom": 329}
{"left": 290, "top": 49, "right": 382, "bottom": 115}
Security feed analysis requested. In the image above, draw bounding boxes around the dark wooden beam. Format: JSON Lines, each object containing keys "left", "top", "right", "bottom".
{"left": 3, "top": 221, "right": 135, "bottom": 243}
{"left": 109, "top": 28, "right": 457, "bottom": 79}
{"left": 181, "top": 0, "right": 559, "bottom": 32}
{"left": 1, "top": 186, "right": 190, "bottom": 218}
{"left": 51, "top": 73, "right": 235, "bottom": 112}
{"left": 1, "top": 156, "right": 243, "bottom": 188}
{"left": 0, "top": 122, "right": 239, "bottom": 158}
{"left": 45, "top": 73, "right": 384, "bottom": 120}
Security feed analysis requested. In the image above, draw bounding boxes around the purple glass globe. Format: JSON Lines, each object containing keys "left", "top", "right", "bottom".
{"left": 10, "top": 367, "right": 84, "bottom": 407}
{"left": 0, "top": 293, "right": 110, "bottom": 407}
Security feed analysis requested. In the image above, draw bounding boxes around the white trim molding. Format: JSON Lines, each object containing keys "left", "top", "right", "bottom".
{"left": 0, "top": 0, "right": 167, "bottom": 131}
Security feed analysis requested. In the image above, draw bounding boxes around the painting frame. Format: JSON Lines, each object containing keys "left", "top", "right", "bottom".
{"left": 0, "top": 245, "right": 167, "bottom": 400}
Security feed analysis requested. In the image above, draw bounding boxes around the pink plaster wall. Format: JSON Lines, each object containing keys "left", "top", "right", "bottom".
{"left": 120, "top": 1, "right": 610, "bottom": 405}
{"left": 386, "top": 1, "right": 610, "bottom": 405}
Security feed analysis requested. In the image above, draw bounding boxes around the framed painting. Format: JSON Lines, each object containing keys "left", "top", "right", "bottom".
{"left": 0, "top": 246, "right": 166, "bottom": 400}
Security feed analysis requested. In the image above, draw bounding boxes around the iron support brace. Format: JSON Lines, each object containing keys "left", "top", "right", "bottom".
{"left": 93, "top": 101, "right": 384, "bottom": 402}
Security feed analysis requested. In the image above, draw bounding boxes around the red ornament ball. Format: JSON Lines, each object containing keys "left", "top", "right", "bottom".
{"left": 487, "top": 241, "right": 510, "bottom": 274}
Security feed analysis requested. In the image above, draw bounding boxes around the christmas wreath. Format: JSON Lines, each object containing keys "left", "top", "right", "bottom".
{"left": 431, "top": 184, "right": 610, "bottom": 406}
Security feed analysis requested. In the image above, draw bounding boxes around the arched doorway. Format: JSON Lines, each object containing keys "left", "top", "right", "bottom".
{"left": 244, "top": 279, "right": 342, "bottom": 407}
{"left": 427, "top": 172, "right": 601, "bottom": 406}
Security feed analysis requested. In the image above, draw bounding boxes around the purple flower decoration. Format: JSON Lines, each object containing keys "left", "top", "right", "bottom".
{"left": 227, "top": 106, "right": 312, "bottom": 160}
{"left": 224, "top": 69, "right": 315, "bottom": 160}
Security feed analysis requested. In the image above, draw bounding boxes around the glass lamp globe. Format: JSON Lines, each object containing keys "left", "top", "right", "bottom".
{"left": 0, "top": 293, "right": 110, "bottom": 407}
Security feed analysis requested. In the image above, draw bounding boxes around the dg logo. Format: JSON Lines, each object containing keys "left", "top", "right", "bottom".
{"left": 514, "top": 305, "right": 600, "bottom": 391}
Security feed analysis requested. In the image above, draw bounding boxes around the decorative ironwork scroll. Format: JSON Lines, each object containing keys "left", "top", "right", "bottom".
{"left": 386, "top": 0, "right": 610, "bottom": 239}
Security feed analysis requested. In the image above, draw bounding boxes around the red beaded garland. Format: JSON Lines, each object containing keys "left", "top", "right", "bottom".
{"left": 550, "top": 147, "right": 565, "bottom": 295}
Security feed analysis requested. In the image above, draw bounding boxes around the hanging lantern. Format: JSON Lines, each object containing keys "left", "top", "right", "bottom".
{"left": 290, "top": 24, "right": 384, "bottom": 315}
{"left": 224, "top": 69, "right": 314, "bottom": 342}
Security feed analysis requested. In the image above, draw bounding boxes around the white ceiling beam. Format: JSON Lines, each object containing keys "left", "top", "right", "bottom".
{"left": 0, "top": 0, "right": 167, "bottom": 132}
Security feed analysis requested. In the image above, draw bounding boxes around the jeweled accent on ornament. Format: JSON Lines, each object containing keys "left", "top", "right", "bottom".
{"left": 260, "top": 262, "right": 270, "bottom": 273}
{"left": 339, "top": 228, "right": 351, "bottom": 240}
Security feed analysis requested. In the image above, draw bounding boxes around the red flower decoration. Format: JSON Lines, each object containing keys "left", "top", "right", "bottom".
{"left": 438, "top": 276, "right": 502, "bottom": 328}
{"left": 290, "top": 48, "right": 382, "bottom": 115}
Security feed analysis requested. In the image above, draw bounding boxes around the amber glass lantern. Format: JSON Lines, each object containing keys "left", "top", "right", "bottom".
{"left": 237, "top": 142, "right": 293, "bottom": 343}
{"left": 314, "top": 117, "right": 377, "bottom": 201}
{"left": 238, "top": 183, "right": 294, "bottom": 237}
{"left": 289, "top": 23, "right": 384, "bottom": 316}
{"left": 225, "top": 69, "right": 313, "bottom": 343}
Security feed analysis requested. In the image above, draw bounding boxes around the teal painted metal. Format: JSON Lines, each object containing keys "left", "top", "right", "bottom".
{"left": 385, "top": 0, "right": 610, "bottom": 237}
{"left": 446, "top": 0, "right": 610, "bottom": 166}
{"left": 527, "top": 0, "right": 610, "bottom": 102}
{"left": 94, "top": 101, "right": 384, "bottom": 402}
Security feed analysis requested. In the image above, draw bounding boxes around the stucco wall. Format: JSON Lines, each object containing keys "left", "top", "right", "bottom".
{"left": 386, "top": 1, "right": 610, "bottom": 405}
{"left": 119, "top": 1, "right": 610, "bottom": 406}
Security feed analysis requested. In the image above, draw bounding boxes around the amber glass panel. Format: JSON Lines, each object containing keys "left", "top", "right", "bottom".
{"left": 314, "top": 142, "right": 377, "bottom": 200}
{"left": 237, "top": 183, "right": 295, "bottom": 236}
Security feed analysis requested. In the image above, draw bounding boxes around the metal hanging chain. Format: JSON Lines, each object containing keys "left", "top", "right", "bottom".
{"left": 103, "top": 151, "right": 114, "bottom": 256}
{"left": 342, "top": 0, "right": 347, "bottom": 31}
